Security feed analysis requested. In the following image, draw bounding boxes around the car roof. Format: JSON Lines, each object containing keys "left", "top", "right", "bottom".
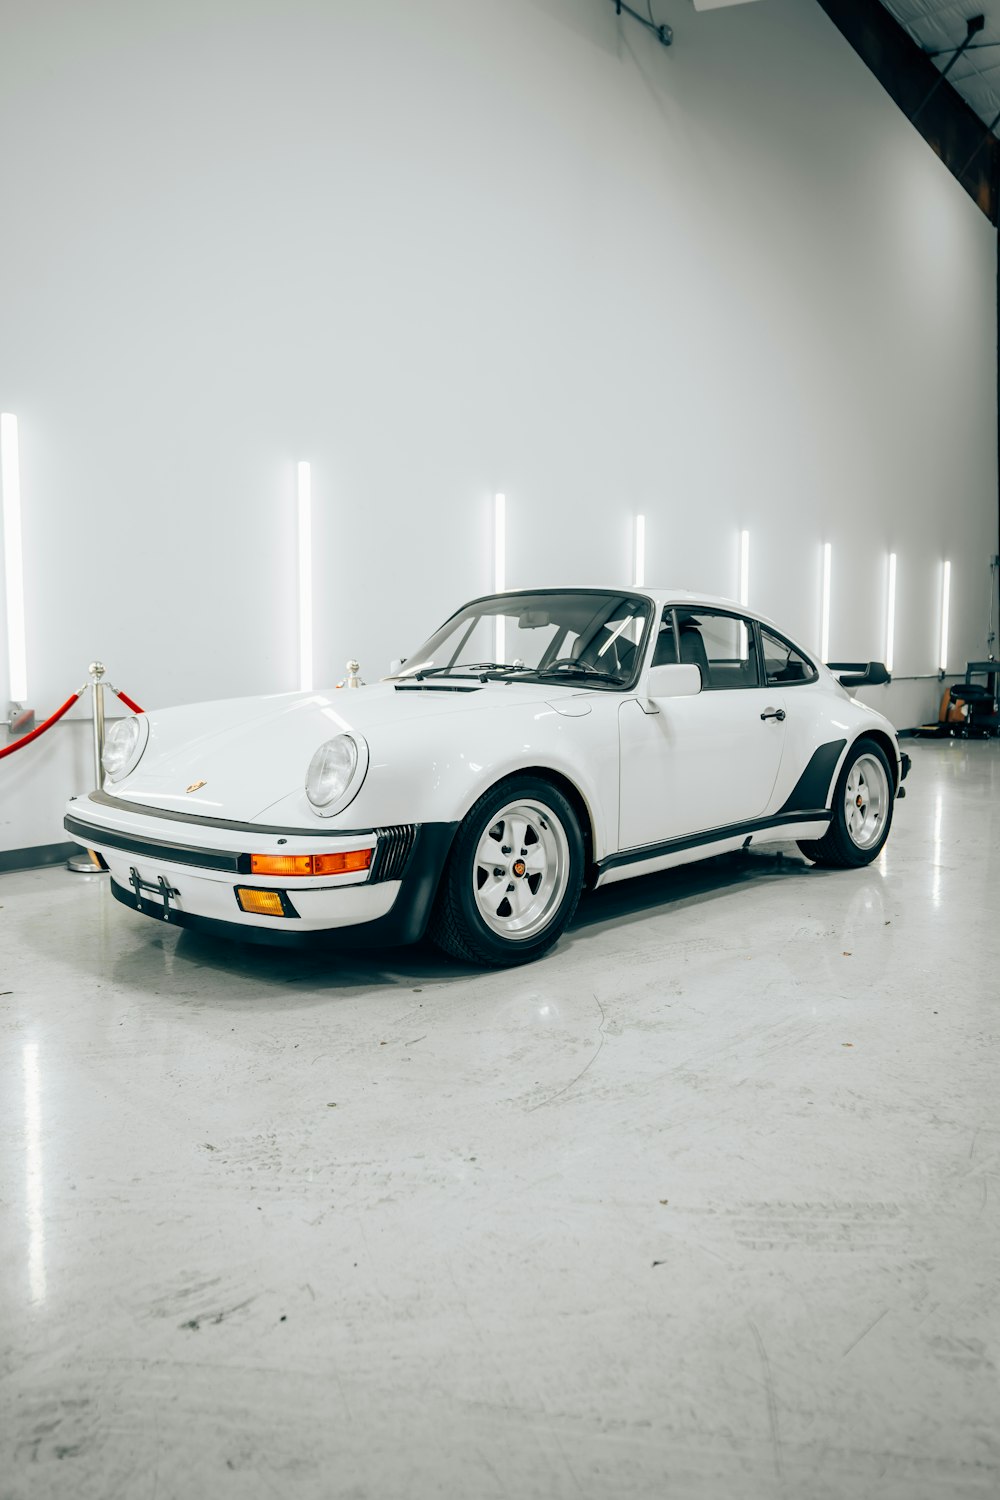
{"left": 460, "top": 586, "right": 822, "bottom": 667}
{"left": 642, "top": 587, "right": 773, "bottom": 621}
{"left": 480, "top": 586, "right": 813, "bottom": 649}
{"left": 640, "top": 587, "right": 745, "bottom": 609}
{"left": 498, "top": 585, "right": 783, "bottom": 630}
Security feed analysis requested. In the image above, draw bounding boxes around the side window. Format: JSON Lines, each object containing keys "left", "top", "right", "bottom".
{"left": 651, "top": 609, "right": 678, "bottom": 666}
{"left": 760, "top": 627, "right": 817, "bottom": 686}
{"left": 674, "top": 608, "right": 761, "bottom": 690}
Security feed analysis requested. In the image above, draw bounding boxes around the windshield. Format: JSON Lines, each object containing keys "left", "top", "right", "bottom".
{"left": 395, "top": 590, "right": 652, "bottom": 688}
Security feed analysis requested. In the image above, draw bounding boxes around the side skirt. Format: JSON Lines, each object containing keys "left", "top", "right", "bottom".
{"left": 594, "top": 810, "right": 831, "bottom": 887}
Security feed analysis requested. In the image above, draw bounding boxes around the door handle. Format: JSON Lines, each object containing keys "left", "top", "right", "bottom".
{"left": 760, "top": 707, "right": 786, "bottom": 721}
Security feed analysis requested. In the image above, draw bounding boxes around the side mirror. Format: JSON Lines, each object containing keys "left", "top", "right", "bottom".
{"left": 389, "top": 658, "right": 406, "bottom": 675}
{"left": 647, "top": 662, "right": 702, "bottom": 700}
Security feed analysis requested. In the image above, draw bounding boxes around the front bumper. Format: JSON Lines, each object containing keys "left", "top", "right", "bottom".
{"left": 65, "top": 791, "right": 457, "bottom": 948}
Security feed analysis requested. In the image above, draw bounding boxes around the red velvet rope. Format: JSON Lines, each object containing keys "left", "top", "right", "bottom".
{"left": 0, "top": 692, "right": 82, "bottom": 761}
{"left": 0, "top": 682, "right": 145, "bottom": 763}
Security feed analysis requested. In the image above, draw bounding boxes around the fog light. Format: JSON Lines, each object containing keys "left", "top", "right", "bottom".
{"left": 236, "top": 888, "right": 293, "bottom": 917}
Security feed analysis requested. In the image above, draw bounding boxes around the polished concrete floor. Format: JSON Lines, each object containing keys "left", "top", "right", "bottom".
{"left": 1, "top": 739, "right": 998, "bottom": 1500}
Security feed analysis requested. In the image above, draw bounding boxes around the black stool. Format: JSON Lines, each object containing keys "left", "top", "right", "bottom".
{"left": 947, "top": 682, "right": 996, "bottom": 738}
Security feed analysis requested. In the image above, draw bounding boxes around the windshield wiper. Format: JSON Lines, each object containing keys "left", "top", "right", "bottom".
{"left": 412, "top": 662, "right": 529, "bottom": 681}
{"left": 409, "top": 665, "right": 482, "bottom": 681}
{"left": 502, "top": 663, "right": 608, "bottom": 682}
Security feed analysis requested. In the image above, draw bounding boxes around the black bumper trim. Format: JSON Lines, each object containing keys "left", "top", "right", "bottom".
{"left": 65, "top": 813, "right": 249, "bottom": 873}
{"left": 106, "top": 821, "right": 459, "bottom": 950}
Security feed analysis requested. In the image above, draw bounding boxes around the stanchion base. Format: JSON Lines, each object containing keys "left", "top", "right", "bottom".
{"left": 67, "top": 850, "right": 108, "bottom": 874}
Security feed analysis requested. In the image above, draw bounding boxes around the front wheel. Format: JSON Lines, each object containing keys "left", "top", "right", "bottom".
{"left": 429, "top": 776, "right": 585, "bottom": 967}
{"left": 798, "top": 738, "right": 895, "bottom": 869}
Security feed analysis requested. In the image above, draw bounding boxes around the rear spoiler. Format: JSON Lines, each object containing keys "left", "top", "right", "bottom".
{"left": 827, "top": 661, "right": 891, "bottom": 688}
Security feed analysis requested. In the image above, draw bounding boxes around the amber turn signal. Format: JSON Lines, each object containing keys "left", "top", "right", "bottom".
{"left": 249, "top": 853, "right": 313, "bottom": 876}
{"left": 312, "top": 848, "right": 373, "bottom": 876}
{"left": 235, "top": 888, "right": 286, "bottom": 916}
{"left": 249, "top": 848, "right": 373, "bottom": 877}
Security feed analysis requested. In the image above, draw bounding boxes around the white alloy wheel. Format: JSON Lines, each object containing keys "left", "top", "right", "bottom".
{"left": 843, "top": 753, "right": 890, "bottom": 850}
{"left": 472, "top": 799, "right": 571, "bottom": 940}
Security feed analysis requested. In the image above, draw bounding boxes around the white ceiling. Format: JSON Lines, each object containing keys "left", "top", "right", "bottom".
{"left": 880, "top": 1, "right": 1000, "bottom": 135}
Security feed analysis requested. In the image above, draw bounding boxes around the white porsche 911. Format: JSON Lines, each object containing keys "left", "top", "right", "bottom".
{"left": 65, "top": 588, "right": 910, "bottom": 967}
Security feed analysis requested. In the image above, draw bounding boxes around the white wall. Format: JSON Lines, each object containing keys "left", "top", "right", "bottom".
{"left": 1, "top": 0, "right": 996, "bottom": 855}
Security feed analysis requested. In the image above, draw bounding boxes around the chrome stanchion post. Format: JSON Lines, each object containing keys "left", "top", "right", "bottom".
{"left": 346, "top": 659, "right": 363, "bottom": 688}
{"left": 90, "top": 661, "right": 106, "bottom": 788}
{"left": 67, "top": 661, "right": 110, "bottom": 874}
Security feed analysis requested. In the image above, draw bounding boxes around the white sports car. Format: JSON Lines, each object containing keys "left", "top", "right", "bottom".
{"left": 65, "top": 588, "right": 910, "bottom": 967}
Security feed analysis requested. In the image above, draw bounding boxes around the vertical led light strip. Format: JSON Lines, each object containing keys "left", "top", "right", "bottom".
{"left": 885, "top": 553, "right": 897, "bottom": 674}
{"left": 939, "top": 560, "right": 951, "bottom": 673}
{"left": 297, "top": 461, "right": 313, "bottom": 692}
{"left": 1, "top": 413, "right": 28, "bottom": 703}
{"left": 494, "top": 492, "right": 506, "bottom": 662}
{"left": 24, "top": 1041, "right": 46, "bottom": 1306}
{"left": 737, "top": 530, "right": 750, "bottom": 659}
{"left": 633, "top": 514, "right": 646, "bottom": 588}
{"left": 820, "top": 542, "right": 832, "bottom": 663}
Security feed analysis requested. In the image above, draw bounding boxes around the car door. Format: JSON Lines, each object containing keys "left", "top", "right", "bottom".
{"left": 618, "top": 606, "right": 787, "bottom": 849}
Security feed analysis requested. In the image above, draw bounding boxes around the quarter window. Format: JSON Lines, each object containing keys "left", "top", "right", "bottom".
{"left": 760, "top": 626, "right": 817, "bottom": 686}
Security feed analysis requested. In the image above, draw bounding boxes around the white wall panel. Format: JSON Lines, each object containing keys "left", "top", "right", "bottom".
{"left": 0, "top": 0, "right": 995, "bottom": 851}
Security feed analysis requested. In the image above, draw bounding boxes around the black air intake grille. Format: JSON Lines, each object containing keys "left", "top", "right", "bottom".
{"left": 369, "top": 825, "right": 418, "bottom": 883}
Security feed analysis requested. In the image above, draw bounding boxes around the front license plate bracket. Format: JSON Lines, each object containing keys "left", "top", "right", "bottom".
{"left": 129, "top": 866, "right": 181, "bottom": 921}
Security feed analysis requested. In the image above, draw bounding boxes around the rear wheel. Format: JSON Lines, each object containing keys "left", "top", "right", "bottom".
{"left": 798, "top": 738, "right": 895, "bottom": 869}
{"left": 429, "top": 776, "right": 585, "bottom": 967}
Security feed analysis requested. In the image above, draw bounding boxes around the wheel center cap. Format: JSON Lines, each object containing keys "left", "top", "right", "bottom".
{"left": 856, "top": 795, "right": 864, "bottom": 808}
{"left": 512, "top": 859, "right": 527, "bottom": 878}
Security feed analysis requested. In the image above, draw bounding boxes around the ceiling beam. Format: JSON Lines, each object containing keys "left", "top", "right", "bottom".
{"left": 815, "top": 0, "right": 1000, "bottom": 225}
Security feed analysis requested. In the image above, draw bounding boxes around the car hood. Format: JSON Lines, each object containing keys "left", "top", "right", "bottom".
{"left": 109, "top": 680, "right": 595, "bottom": 822}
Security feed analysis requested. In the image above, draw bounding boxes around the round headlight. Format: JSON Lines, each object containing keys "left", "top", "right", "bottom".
{"left": 102, "top": 714, "right": 148, "bottom": 783}
{"left": 306, "top": 734, "right": 362, "bottom": 811}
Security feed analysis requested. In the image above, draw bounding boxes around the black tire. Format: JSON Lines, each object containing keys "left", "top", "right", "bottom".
{"left": 429, "top": 775, "right": 585, "bottom": 967}
{"left": 798, "top": 737, "right": 895, "bottom": 869}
